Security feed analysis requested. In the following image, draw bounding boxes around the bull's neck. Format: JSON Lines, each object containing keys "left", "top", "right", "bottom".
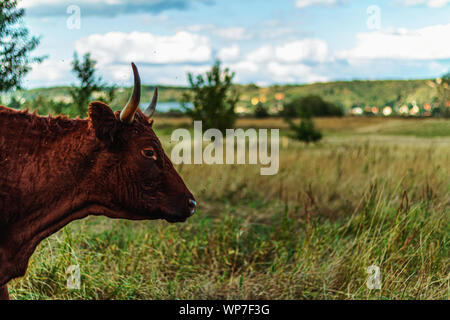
{"left": 0, "top": 111, "right": 105, "bottom": 286}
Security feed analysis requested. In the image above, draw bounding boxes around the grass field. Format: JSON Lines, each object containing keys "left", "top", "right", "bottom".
{"left": 8, "top": 117, "right": 449, "bottom": 300}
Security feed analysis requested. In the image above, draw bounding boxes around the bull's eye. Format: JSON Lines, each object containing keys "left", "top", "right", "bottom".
{"left": 141, "top": 147, "right": 157, "bottom": 160}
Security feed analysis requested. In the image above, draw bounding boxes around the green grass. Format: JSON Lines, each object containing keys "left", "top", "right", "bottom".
{"left": 376, "top": 119, "right": 450, "bottom": 137}
{"left": 8, "top": 118, "right": 450, "bottom": 300}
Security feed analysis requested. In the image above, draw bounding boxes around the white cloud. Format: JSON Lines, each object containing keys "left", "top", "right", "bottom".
{"left": 24, "top": 59, "right": 73, "bottom": 87}
{"left": 258, "top": 27, "right": 295, "bottom": 39}
{"left": 222, "top": 41, "right": 330, "bottom": 84}
{"left": 232, "top": 39, "right": 331, "bottom": 84}
{"left": 267, "top": 62, "right": 328, "bottom": 83}
{"left": 228, "top": 61, "right": 259, "bottom": 74}
{"left": 246, "top": 46, "right": 274, "bottom": 63}
{"left": 101, "top": 64, "right": 133, "bottom": 82}
{"left": 295, "top": 0, "right": 339, "bottom": 8}
{"left": 181, "top": 25, "right": 252, "bottom": 41}
{"left": 338, "top": 24, "right": 450, "bottom": 60}
{"left": 184, "top": 24, "right": 215, "bottom": 32}
{"left": 217, "top": 45, "right": 240, "bottom": 62}
{"left": 75, "top": 31, "right": 212, "bottom": 65}
{"left": 275, "top": 39, "right": 330, "bottom": 63}
{"left": 213, "top": 27, "right": 251, "bottom": 40}
{"left": 224, "top": 58, "right": 328, "bottom": 84}
{"left": 245, "top": 39, "right": 330, "bottom": 64}
{"left": 70, "top": 31, "right": 214, "bottom": 87}
{"left": 399, "top": 0, "right": 450, "bottom": 8}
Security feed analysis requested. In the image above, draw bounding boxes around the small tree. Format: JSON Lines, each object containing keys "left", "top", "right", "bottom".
{"left": 70, "top": 52, "right": 104, "bottom": 117}
{"left": 182, "top": 61, "right": 239, "bottom": 133}
{"left": 0, "top": 0, "right": 45, "bottom": 92}
{"left": 284, "top": 109, "right": 322, "bottom": 144}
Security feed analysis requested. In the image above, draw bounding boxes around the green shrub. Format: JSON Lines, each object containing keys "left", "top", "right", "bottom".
{"left": 253, "top": 102, "right": 270, "bottom": 118}
{"left": 282, "top": 95, "right": 343, "bottom": 118}
{"left": 285, "top": 116, "right": 322, "bottom": 144}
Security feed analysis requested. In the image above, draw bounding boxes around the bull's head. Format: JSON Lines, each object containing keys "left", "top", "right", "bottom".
{"left": 87, "top": 63, "right": 196, "bottom": 223}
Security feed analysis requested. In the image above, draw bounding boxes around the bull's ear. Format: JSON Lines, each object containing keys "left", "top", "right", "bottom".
{"left": 88, "top": 101, "right": 118, "bottom": 145}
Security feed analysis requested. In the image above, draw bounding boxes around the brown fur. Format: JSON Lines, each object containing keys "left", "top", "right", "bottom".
{"left": 0, "top": 103, "right": 195, "bottom": 299}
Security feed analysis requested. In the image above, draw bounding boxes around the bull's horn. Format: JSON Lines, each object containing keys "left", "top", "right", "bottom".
{"left": 143, "top": 87, "right": 158, "bottom": 118}
{"left": 120, "top": 62, "right": 141, "bottom": 123}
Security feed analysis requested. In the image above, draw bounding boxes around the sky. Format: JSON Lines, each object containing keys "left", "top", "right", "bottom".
{"left": 16, "top": 0, "right": 450, "bottom": 88}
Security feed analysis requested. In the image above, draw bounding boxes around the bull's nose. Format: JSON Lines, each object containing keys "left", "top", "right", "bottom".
{"left": 188, "top": 199, "right": 197, "bottom": 216}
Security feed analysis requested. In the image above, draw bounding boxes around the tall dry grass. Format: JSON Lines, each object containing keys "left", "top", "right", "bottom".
{"left": 8, "top": 119, "right": 450, "bottom": 299}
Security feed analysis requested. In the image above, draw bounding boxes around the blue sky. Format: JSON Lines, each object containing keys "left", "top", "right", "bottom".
{"left": 18, "top": 0, "right": 450, "bottom": 88}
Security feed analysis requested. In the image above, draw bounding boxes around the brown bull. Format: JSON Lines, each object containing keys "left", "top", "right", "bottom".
{"left": 0, "top": 63, "right": 196, "bottom": 300}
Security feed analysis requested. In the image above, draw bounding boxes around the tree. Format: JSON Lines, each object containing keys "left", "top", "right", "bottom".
{"left": 281, "top": 95, "right": 343, "bottom": 118}
{"left": 0, "top": 0, "right": 45, "bottom": 92}
{"left": 182, "top": 61, "right": 239, "bottom": 133}
{"left": 70, "top": 53, "right": 105, "bottom": 117}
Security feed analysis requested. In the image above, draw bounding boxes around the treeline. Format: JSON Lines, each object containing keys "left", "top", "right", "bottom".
{"left": 280, "top": 95, "right": 343, "bottom": 117}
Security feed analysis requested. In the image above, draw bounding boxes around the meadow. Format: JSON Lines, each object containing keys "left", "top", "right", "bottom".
{"left": 8, "top": 117, "right": 449, "bottom": 300}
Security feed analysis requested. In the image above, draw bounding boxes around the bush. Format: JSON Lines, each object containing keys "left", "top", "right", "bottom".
{"left": 285, "top": 115, "right": 322, "bottom": 144}
{"left": 163, "top": 108, "right": 185, "bottom": 118}
{"left": 253, "top": 103, "right": 270, "bottom": 118}
{"left": 282, "top": 95, "right": 343, "bottom": 118}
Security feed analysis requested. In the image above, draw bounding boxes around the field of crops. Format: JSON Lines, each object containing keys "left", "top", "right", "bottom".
{"left": 8, "top": 117, "right": 449, "bottom": 300}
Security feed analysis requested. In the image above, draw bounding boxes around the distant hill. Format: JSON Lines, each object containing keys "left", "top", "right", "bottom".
{"left": 238, "top": 79, "right": 437, "bottom": 112}
{"left": 4, "top": 79, "right": 438, "bottom": 113}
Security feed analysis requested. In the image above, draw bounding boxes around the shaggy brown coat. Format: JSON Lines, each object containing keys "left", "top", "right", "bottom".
{"left": 0, "top": 103, "right": 195, "bottom": 299}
